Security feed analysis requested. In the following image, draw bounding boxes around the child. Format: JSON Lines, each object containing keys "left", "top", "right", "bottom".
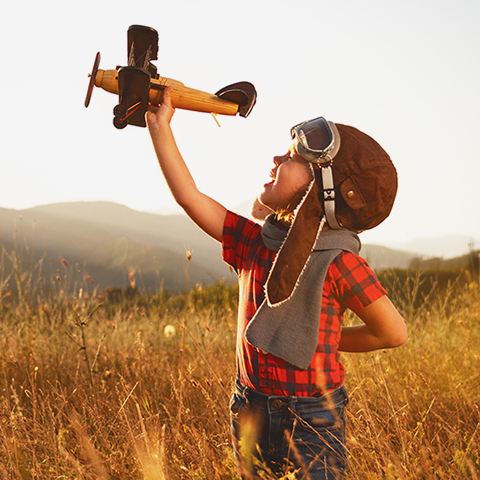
{"left": 147, "top": 87, "right": 407, "bottom": 480}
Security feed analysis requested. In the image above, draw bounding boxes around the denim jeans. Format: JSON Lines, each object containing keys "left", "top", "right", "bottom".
{"left": 230, "top": 379, "right": 349, "bottom": 480}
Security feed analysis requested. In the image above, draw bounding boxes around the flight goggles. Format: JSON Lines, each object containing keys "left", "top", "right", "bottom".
{"left": 291, "top": 116, "right": 341, "bottom": 165}
{"left": 291, "top": 116, "right": 343, "bottom": 228}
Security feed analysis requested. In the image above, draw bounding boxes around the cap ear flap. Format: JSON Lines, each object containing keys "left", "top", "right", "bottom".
{"left": 266, "top": 177, "right": 325, "bottom": 306}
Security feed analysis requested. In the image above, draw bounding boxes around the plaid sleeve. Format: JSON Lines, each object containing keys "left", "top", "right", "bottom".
{"left": 329, "top": 251, "right": 387, "bottom": 312}
{"left": 222, "top": 211, "right": 262, "bottom": 274}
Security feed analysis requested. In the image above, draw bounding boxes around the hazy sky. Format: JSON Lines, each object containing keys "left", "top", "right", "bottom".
{"left": 1, "top": 0, "right": 479, "bottom": 249}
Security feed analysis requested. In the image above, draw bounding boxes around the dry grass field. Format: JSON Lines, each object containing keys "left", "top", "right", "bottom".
{"left": 0, "top": 249, "right": 479, "bottom": 479}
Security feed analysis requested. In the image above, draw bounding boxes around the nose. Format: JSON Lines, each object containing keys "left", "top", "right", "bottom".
{"left": 273, "top": 154, "right": 288, "bottom": 166}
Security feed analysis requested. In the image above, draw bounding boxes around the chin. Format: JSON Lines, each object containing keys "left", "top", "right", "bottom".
{"left": 251, "top": 198, "right": 274, "bottom": 221}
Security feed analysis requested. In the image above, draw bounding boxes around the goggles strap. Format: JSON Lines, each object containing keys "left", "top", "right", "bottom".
{"left": 321, "top": 166, "right": 342, "bottom": 229}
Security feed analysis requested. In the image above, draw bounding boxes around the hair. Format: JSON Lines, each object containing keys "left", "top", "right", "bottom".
{"left": 274, "top": 209, "right": 295, "bottom": 226}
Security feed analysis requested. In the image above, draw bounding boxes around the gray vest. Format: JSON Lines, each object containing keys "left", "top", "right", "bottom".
{"left": 245, "top": 218, "right": 360, "bottom": 370}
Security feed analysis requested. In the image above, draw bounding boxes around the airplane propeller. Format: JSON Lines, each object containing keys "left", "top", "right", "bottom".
{"left": 85, "top": 52, "right": 101, "bottom": 108}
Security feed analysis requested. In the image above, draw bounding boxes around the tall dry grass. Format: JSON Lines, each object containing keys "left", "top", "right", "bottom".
{"left": 0, "top": 247, "right": 479, "bottom": 479}
{"left": 342, "top": 276, "right": 480, "bottom": 479}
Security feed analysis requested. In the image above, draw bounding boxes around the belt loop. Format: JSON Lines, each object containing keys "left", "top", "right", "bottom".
{"left": 236, "top": 378, "right": 246, "bottom": 399}
{"left": 235, "top": 379, "right": 249, "bottom": 409}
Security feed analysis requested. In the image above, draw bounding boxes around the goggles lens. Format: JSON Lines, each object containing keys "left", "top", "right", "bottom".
{"left": 291, "top": 117, "right": 338, "bottom": 164}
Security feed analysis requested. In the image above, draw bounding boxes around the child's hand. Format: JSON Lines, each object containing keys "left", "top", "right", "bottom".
{"left": 146, "top": 86, "right": 175, "bottom": 130}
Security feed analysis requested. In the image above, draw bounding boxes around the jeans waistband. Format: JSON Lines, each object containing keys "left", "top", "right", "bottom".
{"left": 235, "top": 378, "right": 347, "bottom": 411}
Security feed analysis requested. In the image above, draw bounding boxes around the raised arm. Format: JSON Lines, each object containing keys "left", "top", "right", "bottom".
{"left": 146, "top": 87, "right": 227, "bottom": 242}
{"left": 338, "top": 295, "right": 408, "bottom": 352}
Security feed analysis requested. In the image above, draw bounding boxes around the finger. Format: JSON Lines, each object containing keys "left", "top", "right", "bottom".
{"left": 145, "top": 108, "right": 157, "bottom": 126}
{"left": 162, "top": 86, "right": 174, "bottom": 107}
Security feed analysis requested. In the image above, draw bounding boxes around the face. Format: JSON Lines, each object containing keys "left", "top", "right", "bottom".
{"left": 258, "top": 144, "right": 312, "bottom": 213}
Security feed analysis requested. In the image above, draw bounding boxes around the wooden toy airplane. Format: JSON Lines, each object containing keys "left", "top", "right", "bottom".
{"left": 85, "top": 25, "right": 257, "bottom": 129}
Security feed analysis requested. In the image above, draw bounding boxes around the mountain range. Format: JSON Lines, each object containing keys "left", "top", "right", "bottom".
{"left": 232, "top": 199, "right": 480, "bottom": 260}
{"left": 0, "top": 202, "right": 477, "bottom": 294}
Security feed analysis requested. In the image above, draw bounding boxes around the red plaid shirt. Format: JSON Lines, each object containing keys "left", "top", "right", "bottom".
{"left": 222, "top": 211, "right": 387, "bottom": 397}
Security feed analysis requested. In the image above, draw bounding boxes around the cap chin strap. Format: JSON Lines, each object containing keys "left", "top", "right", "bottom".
{"left": 321, "top": 165, "right": 343, "bottom": 229}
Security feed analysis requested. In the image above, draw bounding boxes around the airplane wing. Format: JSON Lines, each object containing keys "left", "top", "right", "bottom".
{"left": 113, "top": 25, "right": 160, "bottom": 128}
{"left": 127, "top": 25, "right": 159, "bottom": 75}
